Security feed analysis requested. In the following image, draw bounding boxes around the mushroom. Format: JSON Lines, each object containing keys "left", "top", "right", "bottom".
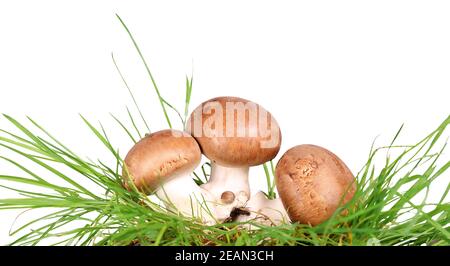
{"left": 122, "top": 129, "right": 216, "bottom": 223}
{"left": 186, "top": 96, "right": 281, "bottom": 220}
{"left": 234, "top": 191, "right": 290, "bottom": 227}
{"left": 275, "top": 144, "right": 356, "bottom": 226}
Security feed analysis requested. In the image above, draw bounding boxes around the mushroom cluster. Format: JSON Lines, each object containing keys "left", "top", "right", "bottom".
{"left": 122, "top": 96, "right": 356, "bottom": 227}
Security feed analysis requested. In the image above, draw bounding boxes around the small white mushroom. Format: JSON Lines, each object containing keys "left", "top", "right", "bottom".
{"left": 234, "top": 191, "right": 290, "bottom": 228}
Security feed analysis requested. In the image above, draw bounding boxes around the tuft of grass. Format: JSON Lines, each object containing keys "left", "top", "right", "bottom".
{"left": 0, "top": 113, "right": 448, "bottom": 246}
{"left": 0, "top": 15, "right": 448, "bottom": 246}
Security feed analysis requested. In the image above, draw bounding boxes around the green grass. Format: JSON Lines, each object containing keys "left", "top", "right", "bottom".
{"left": 0, "top": 15, "right": 448, "bottom": 246}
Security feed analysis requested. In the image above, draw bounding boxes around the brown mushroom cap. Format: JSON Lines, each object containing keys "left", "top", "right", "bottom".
{"left": 186, "top": 96, "right": 281, "bottom": 167}
{"left": 122, "top": 129, "right": 201, "bottom": 194}
{"left": 275, "top": 144, "right": 356, "bottom": 225}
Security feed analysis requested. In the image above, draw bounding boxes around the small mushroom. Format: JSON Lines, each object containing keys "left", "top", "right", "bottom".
{"left": 186, "top": 96, "right": 281, "bottom": 220}
{"left": 234, "top": 191, "right": 290, "bottom": 227}
{"left": 122, "top": 129, "right": 216, "bottom": 223}
{"left": 275, "top": 144, "right": 356, "bottom": 226}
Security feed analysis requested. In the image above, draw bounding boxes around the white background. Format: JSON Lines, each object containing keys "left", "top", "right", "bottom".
{"left": 0, "top": 0, "right": 449, "bottom": 245}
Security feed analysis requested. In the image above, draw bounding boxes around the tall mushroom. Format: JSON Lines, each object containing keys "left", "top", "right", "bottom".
{"left": 186, "top": 96, "right": 282, "bottom": 220}
{"left": 275, "top": 144, "right": 356, "bottom": 225}
{"left": 122, "top": 129, "right": 216, "bottom": 223}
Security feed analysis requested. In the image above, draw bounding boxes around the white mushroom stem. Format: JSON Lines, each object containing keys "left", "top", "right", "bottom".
{"left": 200, "top": 163, "right": 251, "bottom": 220}
{"left": 155, "top": 174, "right": 217, "bottom": 225}
{"left": 235, "top": 191, "right": 290, "bottom": 227}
